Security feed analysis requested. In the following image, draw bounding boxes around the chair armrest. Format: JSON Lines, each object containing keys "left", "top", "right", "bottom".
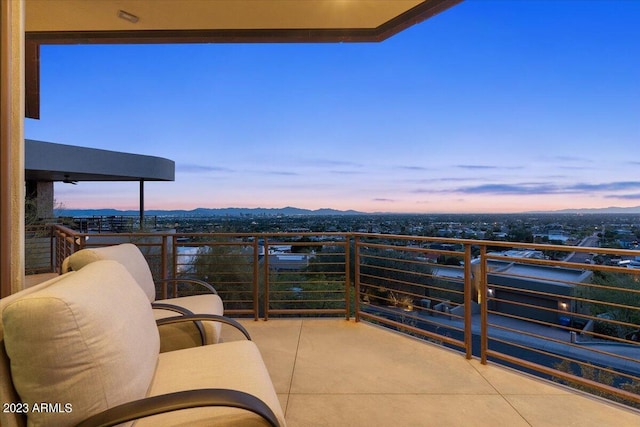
{"left": 75, "top": 388, "right": 281, "bottom": 427}
{"left": 151, "top": 302, "right": 194, "bottom": 316}
{"left": 152, "top": 303, "right": 206, "bottom": 346}
{"left": 156, "top": 314, "right": 252, "bottom": 341}
{"left": 156, "top": 278, "right": 218, "bottom": 296}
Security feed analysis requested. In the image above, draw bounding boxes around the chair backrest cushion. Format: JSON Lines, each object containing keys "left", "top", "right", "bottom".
{"left": 2, "top": 260, "right": 160, "bottom": 427}
{"left": 63, "top": 243, "right": 156, "bottom": 302}
{"left": 0, "top": 273, "right": 75, "bottom": 427}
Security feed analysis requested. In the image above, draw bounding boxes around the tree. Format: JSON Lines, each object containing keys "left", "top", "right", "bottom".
{"left": 358, "top": 247, "right": 434, "bottom": 307}
{"left": 437, "top": 255, "right": 462, "bottom": 266}
{"left": 576, "top": 271, "right": 640, "bottom": 339}
{"left": 507, "top": 225, "right": 533, "bottom": 243}
{"left": 553, "top": 360, "right": 640, "bottom": 410}
{"left": 290, "top": 236, "right": 316, "bottom": 253}
{"left": 191, "top": 243, "right": 254, "bottom": 311}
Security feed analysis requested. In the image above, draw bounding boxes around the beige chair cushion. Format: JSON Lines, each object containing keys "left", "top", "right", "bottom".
{"left": 154, "top": 294, "right": 225, "bottom": 352}
{"left": 2, "top": 261, "right": 160, "bottom": 427}
{"left": 0, "top": 273, "right": 75, "bottom": 427}
{"left": 63, "top": 243, "right": 226, "bottom": 347}
{"left": 63, "top": 243, "right": 157, "bottom": 302}
{"left": 137, "top": 340, "right": 286, "bottom": 427}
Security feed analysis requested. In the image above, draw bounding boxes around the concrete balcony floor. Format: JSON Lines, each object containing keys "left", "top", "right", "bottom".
{"left": 221, "top": 318, "right": 640, "bottom": 427}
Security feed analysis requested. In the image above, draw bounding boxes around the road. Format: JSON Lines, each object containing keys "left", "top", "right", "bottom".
{"left": 564, "top": 233, "right": 600, "bottom": 263}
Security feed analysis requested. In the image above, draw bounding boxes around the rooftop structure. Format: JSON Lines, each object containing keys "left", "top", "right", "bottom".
{"left": 25, "top": 139, "right": 174, "bottom": 183}
{"left": 488, "top": 249, "right": 545, "bottom": 259}
{"left": 25, "top": 139, "right": 174, "bottom": 221}
{"left": 433, "top": 257, "right": 593, "bottom": 325}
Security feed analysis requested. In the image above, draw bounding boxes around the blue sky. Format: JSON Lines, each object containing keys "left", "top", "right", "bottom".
{"left": 25, "top": 0, "right": 640, "bottom": 213}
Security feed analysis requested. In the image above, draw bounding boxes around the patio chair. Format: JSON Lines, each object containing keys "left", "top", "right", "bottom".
{"left": 62, "top": 243, "right": 242, "bottom": 351}
{"left": 1, "top": 260, "right": 285, "bottom": 427}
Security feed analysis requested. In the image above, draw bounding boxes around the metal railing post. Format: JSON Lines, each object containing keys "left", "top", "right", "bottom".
{"left": 463, "top": 243, "right": 472, "bottom": 359}
{"left": 253, "top": 236, "right": 260, "bottom": 320}
{"left": 354, "top": 235, "right": 361, "bottom": 322}
{"left": 162, "top": 235, "right": 169, "bottom": 299}
{"left": 76, "top": 234, "right": 85, "bottom": 250}
{"left": 480, "top": 244, "right": 488, "bottom": 365}
{"left": 49, "top": 224, "right": 55, "bottom": 273}
{"left": 263, "top": 236, "right": 270, "bottom": 320}
{"left": 345, "top": 236, "right": 351, "bottom": 320}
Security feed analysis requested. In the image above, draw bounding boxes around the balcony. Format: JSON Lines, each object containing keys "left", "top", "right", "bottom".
{"left": 222, "top": 318, "right": 639, "bottom": 426}
{"left": 31, "top": 224, "right": 640, "bottom": 421}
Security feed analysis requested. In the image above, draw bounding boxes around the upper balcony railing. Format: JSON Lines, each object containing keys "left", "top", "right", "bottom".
{"left": 59, "top": 215, "right": 159, "bottom": 233}
{"left": 45, "top": 224, "right": 640, "bottom": 409}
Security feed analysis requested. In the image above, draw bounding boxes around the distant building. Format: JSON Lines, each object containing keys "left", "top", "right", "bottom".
{"left": 481, "top": 260, "right": 591, "bottom": 324}
{"left": 268, "top": 254, "right": 310, "bottom": 271}
{"left": 433, "top": 253, "right": 592, "bottom": 325}
{"left": 488, "top": 249, "right": 545, "bottom": 259}
{"left": 616, "top": 238, "right": 637, "bottom": 249}
{"left": 618, "top": 259, "right": 640, "bottom": 269}
{"left": 547, "top": 230, "right": 570, "bottom": 242}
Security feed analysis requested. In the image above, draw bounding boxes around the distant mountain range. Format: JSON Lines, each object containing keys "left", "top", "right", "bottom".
{"left": 530, "top": 206, "right": 640, "bottom": 214}
{"left": 55, "top": 206, "right": 365, "bottom": 217}
{"left": 54, "top": 205, "right": 640, "bottom": 217}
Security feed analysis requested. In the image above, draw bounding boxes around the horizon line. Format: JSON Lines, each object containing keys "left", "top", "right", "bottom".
{"left": 54, "top": 205, "right": 640, "bottom": 216}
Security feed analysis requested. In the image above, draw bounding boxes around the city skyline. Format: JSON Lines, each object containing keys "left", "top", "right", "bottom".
{"left": 25, "top": 0, "right": 640, "bottom": 214}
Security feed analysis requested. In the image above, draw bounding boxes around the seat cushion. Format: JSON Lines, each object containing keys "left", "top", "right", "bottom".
{"left": 2, "top": 261, "right": 160, "bottom": 427}
{"left": 137, "top": 340, "right": 286, "bottom": 427}
{"left": 154, "top": 294, "right": 225, "bottom": 351}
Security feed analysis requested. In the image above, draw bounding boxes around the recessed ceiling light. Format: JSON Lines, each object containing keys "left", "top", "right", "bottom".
{"left": 117, "top": 10, "right": 139, "bottom": 24}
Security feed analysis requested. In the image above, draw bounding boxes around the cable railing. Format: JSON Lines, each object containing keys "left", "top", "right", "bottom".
{"left": 50, "top": 226, "right": 350, "bottom": 319}
{"left": 25, "top": 223, "right": 54, "bottom": 275}
{"left": 478, "top": 244, "right": 640, "bottom": 406}
{"left": 45, "top": 224, "right": 640, "bottom": 408}
{"left": 262, "top": 234, "right": 350, "bottom": 319}
{"left": 353, "top": 234, "right": 473, "bottom": 357}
